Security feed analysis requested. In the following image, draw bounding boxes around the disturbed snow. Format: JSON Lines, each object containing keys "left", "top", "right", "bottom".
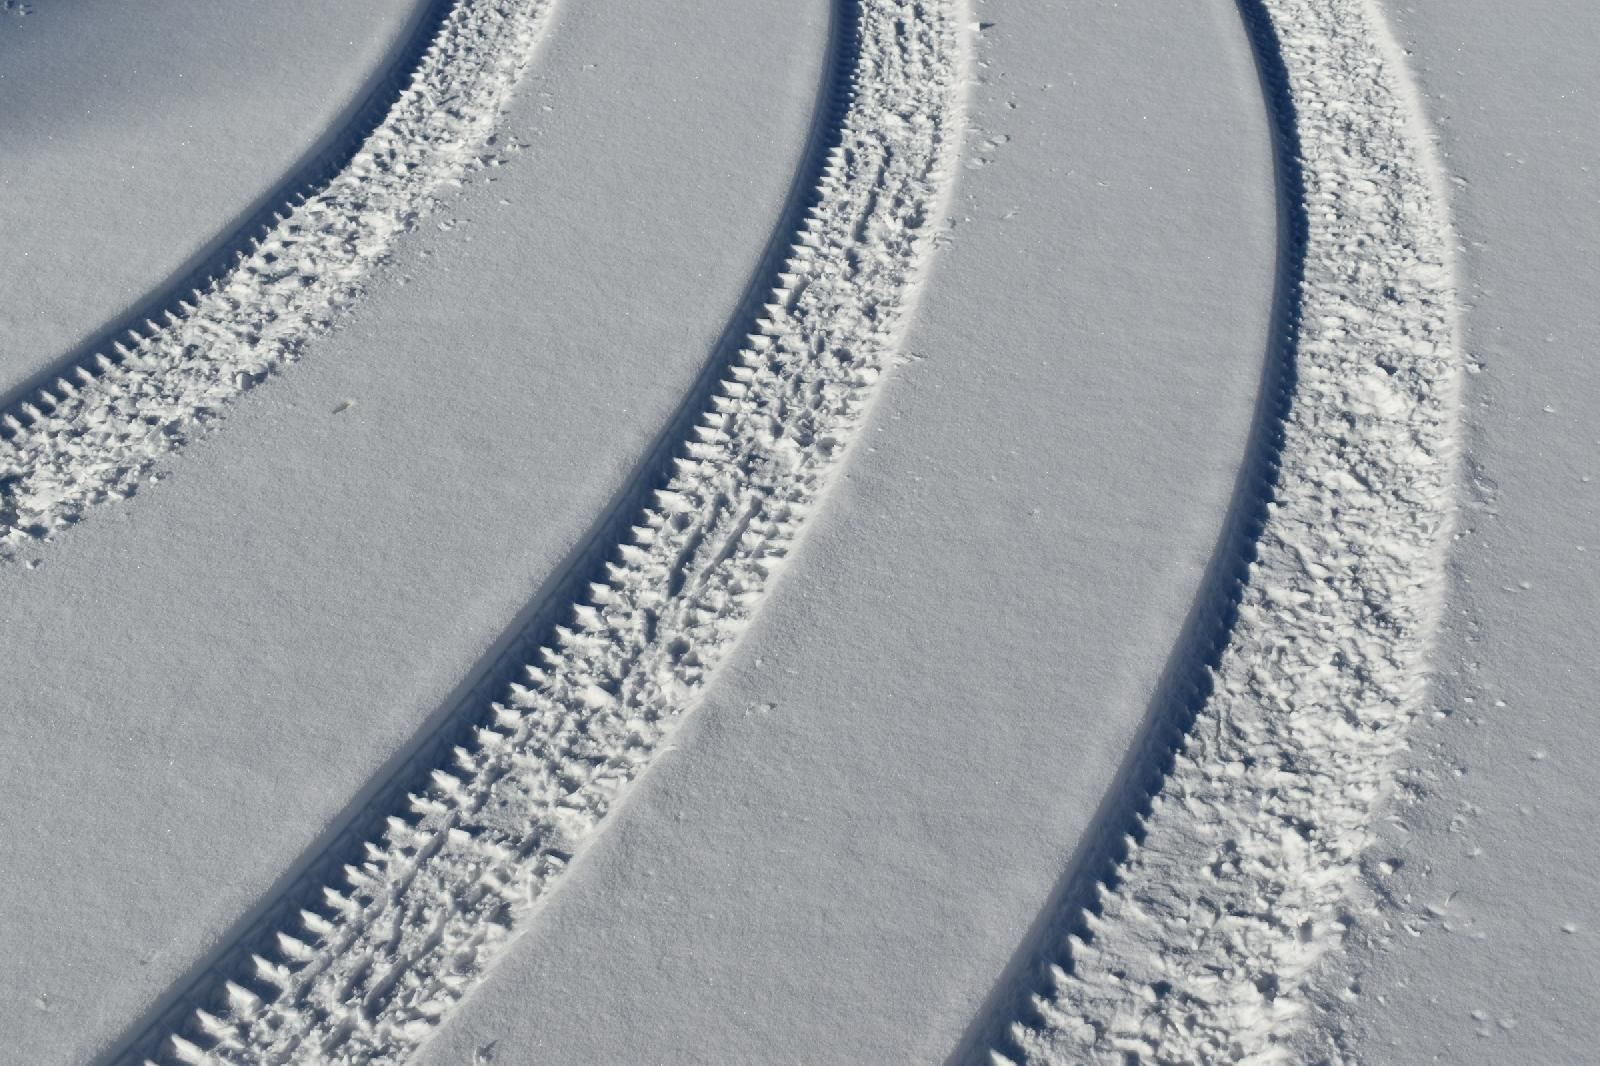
{"left": 1011, "top": 0, "right": 1461, "bottom": 1061}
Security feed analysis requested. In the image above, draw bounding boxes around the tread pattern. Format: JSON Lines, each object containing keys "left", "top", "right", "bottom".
{"left": 0, "top": 0, "right": 555, "bottom": 554}
{"left": 115, "top": 2, "right": 965, "bottom": 1062}
{"left": 1004, "top": 0, "right": 1461, "bottom": 1061}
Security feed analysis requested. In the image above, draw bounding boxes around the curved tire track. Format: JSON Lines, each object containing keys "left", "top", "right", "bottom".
{"left": 0, "top": 0, "right": 448, "bottom": 427}
{"left": 0, "top": 0, "right": 558, "bottom": 554}
{"left": 999, "top": 0, "right": 1460, "bottom": 1062}
{"left": 113, "top": 1, "right": 965, "bottom": 1062}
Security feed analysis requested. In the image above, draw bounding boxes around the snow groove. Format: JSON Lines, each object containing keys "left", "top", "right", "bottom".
{"left": 1004, "top": 1, "right": 1460, "bottom": 1062}
{"left": 0, "top": 0, "right": 556, "bottom": 554}
{"left": 114, "top": 2, "right": 964, "bottom": 1062}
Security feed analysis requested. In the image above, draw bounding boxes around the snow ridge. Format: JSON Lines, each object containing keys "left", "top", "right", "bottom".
{"left": 117, "top": 2, "right": 964, "bottom": 1063}
{"left": 0, "top": 0, "right": 555, "bottom": 554}
{"left": 1006, "top": 0, "right": 1460, "bottom": 1062}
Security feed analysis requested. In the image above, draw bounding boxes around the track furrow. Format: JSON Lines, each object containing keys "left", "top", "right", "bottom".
{"left": 0, "top": 0, "right": 556, "bottom": 555}
{"left": 114, "top": 2, "right": 965, "bottom": 1062}
{"left": 1002, "top": 1, "right": 1460, "bottom": 1062}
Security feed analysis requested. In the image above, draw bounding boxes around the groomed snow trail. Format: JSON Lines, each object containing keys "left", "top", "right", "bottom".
{"left": 0, "top": 0, "right": 553, "bottom": 555}
{"left": 122, "top": 2, "right": 963, "bottom": 1062}
{"left": 1006, "top": 1, "right": 1459, "bottom": 1062}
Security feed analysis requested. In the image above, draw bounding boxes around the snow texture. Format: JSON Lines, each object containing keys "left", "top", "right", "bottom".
{"left": 119, "top": 1, "right": 964, "bottom": 1062}
{"left": 1309, "top": 0, "right": 1600, "bottom": 1058}
{"left": 0, "top": 0, "right": 554, "bottom": 553}
{"left": 0, "top": 1, "right": 833, "bottom": 1059}
{"left": 398, "top": 1, "right": 1279, "bottom": 1060}
{"left": 1007, "top": 0, "right": 1461, "bottom": 1061}
{"left": 0, "top": 0, "right": 429, "bottom": 381}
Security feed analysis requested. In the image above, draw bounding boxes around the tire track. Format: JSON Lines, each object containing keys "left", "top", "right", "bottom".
{"left": 0, "top": 0, "right": 557, "bottom": 555}
{"left": 112, "top": 2, "right": 965, "bottom": 1062}
{"left": 997, "top": 0, "right": 1460, "bottom": 1062}
{"left": 0, "top": 0, "right": 448, "bottom": 423}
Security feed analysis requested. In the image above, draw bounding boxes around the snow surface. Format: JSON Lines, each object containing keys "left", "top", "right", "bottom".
{"left": 1, "top": 0, "right": 1595, "bottom": 1061}
{"left": 128, "top": 0, "right": 966, "bottom": 1058}
{"left": 2, "top": 0, "right": 557, "bottom": 548}
{"left": 1, "top": 0, "right": 835, "bottom": 1060}
{"left": 0, "top": 0, "right": 430, "bottom": 385}
{"left": 1014, "top": 0, "right": 1461, "bottom": 1059}
{"left": 1312, "top": 0, "right": 1600, "bottom": 1061}
{"left": 414, "top": 1, "right": 1279, "bottom": 1062}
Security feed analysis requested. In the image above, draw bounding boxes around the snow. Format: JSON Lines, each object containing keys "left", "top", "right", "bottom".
{"left": 119, "top": 1, "right": 965, "bottom": 1059}
{"left": 2, "top": 0, "right": 557, "bottom": 547}
{"left": 0, "top": 0, "right": 432, "bottom": 386}
{"left": 1013, "top": 0, "right": 1461, "bottom": 1059}
{"left": 0, "top": 0, "right": 1594, "bottom": 1062}
{"left": 413, "top": 1, "right": 1280, "bottom": 1061}
{"left": 1309, "top": 0, "right": 1600, "bottom": 1060}
{"left": 1, "top": 0, "right": 835, "bottom": 1060}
